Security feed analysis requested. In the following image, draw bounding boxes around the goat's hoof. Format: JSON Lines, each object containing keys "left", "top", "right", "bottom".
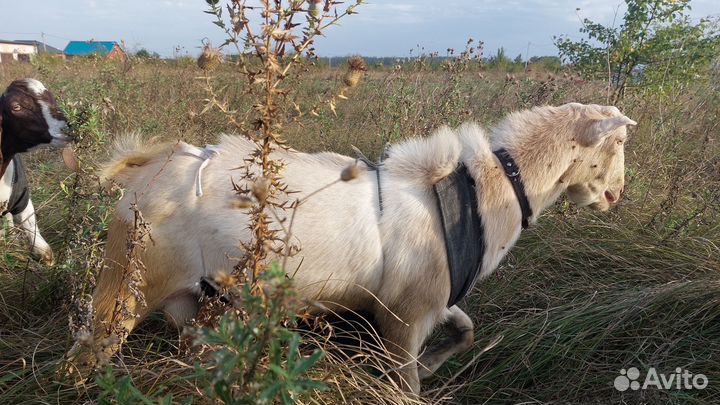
{"left": 38, "top": 250, "right": 55, "bottom": 266}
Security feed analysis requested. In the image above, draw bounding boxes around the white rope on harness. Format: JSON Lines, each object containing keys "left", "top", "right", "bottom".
{"left": 177, "top": 143, "right": 221, "bottom": 197}
{"left": 351, "top": 144, "right": 390, "bottom": 213}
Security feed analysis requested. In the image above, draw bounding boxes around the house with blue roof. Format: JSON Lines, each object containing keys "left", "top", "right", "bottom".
{"left": 64, "top": 41, "right": 126, "bottom": 60}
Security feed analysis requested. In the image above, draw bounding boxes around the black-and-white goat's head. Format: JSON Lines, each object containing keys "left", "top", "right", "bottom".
{"left": 0, "top": 78, "right": 71, "bottom": 172}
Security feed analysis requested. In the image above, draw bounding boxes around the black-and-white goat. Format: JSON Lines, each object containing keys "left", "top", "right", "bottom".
{"left": 0, "top": 78, "right": 71, "bottom": 265}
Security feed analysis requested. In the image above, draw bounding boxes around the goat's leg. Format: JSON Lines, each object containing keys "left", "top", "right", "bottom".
{"left": 418, "top": 305, "right": 474, "bottom": 379}
{"left": 162, "top": 293, "right": 200, "bottom": 329}
{"left": 375, "top": 312, "right": 425, "bottom": 394}
{"left": 13, "top": 200, "right": 54, "bottom": 265}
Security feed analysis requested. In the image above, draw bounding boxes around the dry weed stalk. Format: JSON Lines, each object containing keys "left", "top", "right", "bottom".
{"left": 201, "top": 0, "right": 363, "bottom": 290}
{"left": 60, "top": 104, "right": 127, "bottom": 369}
{"left": 92, "top": 199, "right": 153, "bottom": 365}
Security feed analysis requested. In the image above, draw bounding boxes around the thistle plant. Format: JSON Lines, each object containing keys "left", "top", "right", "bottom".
{"left": 200, "top": 0, "right": 363, "bottom": 286}
{"left": 190, "top": 1, "right": 364, "bottom": 403}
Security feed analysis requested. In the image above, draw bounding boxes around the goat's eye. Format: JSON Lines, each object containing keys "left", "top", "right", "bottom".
{"left": 11, "top": 103, "right": 22, "bottom": 112}
{"left": 616, "top": 140, "right": 624, "bottom": 145}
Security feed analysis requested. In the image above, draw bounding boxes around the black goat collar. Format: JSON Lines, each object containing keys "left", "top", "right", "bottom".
{"left": 493, "top": 148, "right": 533, "bottom": 229}
{"left": 434, "top": 163, "right": 485, "bottom": 307}
{"left": 2, "top": 156, "right": 30, "bottom": 217}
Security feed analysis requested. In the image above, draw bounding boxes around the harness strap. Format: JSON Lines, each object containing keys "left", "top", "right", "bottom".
{"left": 351, "top": 144, "right": 388, "bottom": 214}
{"left": 493, "top": 148, "right": 533, "bottom": 229}
{"left": 3, "top": 156, "right": 30, "bottom": 217}
{"left": 177, "top": 143, "right": 220, "bottom": 197}
{"left": 434, "top": 163, "right": 485, "bottom": 307}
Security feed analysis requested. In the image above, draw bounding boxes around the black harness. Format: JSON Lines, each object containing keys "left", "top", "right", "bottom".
{"left": 493, "top": 148, "right": 533, "bottom": 230}
{"left": 2, "top": 155, "right": 31, "bottom": 217}
{"left": 433, "top": 164, "right": 484, "bottom": 307}
{"left": 435, "top": 149, "right": 533, "bottom": 307}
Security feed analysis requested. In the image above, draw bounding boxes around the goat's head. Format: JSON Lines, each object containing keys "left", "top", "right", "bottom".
{"left": 563, "top": 103, "right": 636, "bottom": 211}
{"left": 0, "top": 79, "right": 71, "bottom": 162}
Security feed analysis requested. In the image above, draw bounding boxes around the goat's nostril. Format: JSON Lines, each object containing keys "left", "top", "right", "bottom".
{"left": 604, "top": 190, "right": 616, "bottom": 203}
{"left": 620, "top": 187, "right": 625, "bottom": 196}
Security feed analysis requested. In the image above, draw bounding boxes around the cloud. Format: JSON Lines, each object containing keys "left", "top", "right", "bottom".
{"left": 353, "top": 2, "right": 424, "bottom": 24}
{"left": 2, "top": 0, "right": 716, "bottom": 58}
{"left": 162, "top": 0, "right": 191, "bottom": 9}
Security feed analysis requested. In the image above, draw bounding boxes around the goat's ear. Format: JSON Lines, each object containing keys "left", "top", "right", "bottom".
{"left": 580, "top": 115, "right": 637, "bottom": 147}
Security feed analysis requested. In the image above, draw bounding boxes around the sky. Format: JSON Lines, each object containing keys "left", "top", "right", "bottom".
{"left": 0, "top": 1, "right": 717, "bottom": 59}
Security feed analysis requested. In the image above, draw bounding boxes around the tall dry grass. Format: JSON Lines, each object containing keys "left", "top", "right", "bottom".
{"left": 0, "top": 48, "right": 718, "bottom": 404}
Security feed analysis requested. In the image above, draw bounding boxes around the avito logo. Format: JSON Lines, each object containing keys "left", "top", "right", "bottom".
{"left": 614, "top": 367, "right": 708, "bottom": 391}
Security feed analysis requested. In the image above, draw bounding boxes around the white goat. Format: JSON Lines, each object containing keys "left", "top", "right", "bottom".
{"left": 72, "top": 102, "right": 635, "bottom": 393}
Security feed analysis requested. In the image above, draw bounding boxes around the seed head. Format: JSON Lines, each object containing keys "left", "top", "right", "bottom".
{"left": 344, "top": 71, "right": 363, "bottom": 87}
{"left": 308, "top": 0, "right": 322, "bottom": 17}
{"left": 198, "top": 43, "right": 223, "bottom": 71}
{"left": 214, "top": 271, "right": 236, "bottom": 288}
{"left": 252, "top": 177, "right": 270, "bottom": 202}
{"left": 75, "top": 328, "right": 94, "bottom": 347}
{"left": 343, "top": 55, "right": 367, "bottom": 87}
{"left": 341, "top": 163, "right": 360, "bottom": 181}
{"left": 347, "top": 55, "right": 367, "bottom": 72}
{"left": 62, "top": 146, "right": 79, "bottom": 172}
{"left": 231, "top": 196, "right": 254, "bottom": 209}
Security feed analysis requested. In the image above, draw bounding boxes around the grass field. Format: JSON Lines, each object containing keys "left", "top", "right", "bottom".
{"left": 0, "top": 57, "right": 718, "bottom": 404}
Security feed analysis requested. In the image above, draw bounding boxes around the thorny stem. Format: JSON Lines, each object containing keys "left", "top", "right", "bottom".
{"left": 201, "top": 1, "right": 364, "bottom": 300}
{"left": 106, "top": 197, "right": 150, "bottom": 344}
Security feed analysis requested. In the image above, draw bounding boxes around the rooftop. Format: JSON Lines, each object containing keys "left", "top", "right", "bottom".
{"left": 64, "top": 41, "right": 120, "bottom": 56}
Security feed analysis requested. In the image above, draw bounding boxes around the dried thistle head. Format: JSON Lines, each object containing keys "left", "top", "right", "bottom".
{"left": 198, "top": 43, "right": 223, "bottom": 71}
{"left": 74, "top": 327, "right": 94, "bottom": 347}
{"left": 252, "top": 177, "right": 270, "bottom": 203}
{"left": 343, "top": 70, "right": 363, "bottom": 87}
{"left": 308, "top": 0, "right": 323, "bottom": 17}
{"left": 214, "top": 271, "right": 236, "bottom": 288}
{"left": 63, "top": 145, "right": 80, "bottom": 172}
{"left": 341, "top": 163, "right": 360, "bottom": 181}
{"left": 343, "top": 55, "right": 367, "bottom": 87}
{"left": 347, "top": 55, "right": 367, "bottom": 72}
{"left": 230, "top": 196, "right": 253, "bottom": 209}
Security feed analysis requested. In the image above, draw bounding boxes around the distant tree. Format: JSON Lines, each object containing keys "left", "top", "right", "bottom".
{"left": 555, "top": 0, "right": 720, "bottom": 101}
{"left": 529, "top": 56, "right": 562, "bottom": 73}
{"left": 487, "top": 47, "right": 513, "bottom": 71}
{"left": 135, "top": 48, "right": 160, "bottom": 59}
{"left": 135, "top": 48, "right": 150, "bottom": 58}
